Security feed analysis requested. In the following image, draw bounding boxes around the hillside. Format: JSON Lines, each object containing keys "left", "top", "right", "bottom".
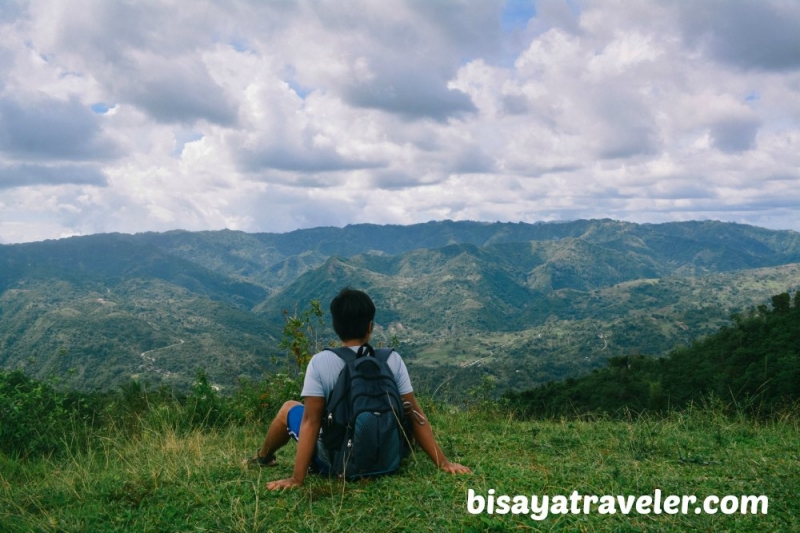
{"left": 137, "top": 219, "right": 800, "bottom": 289}
{"left": 1, "top": 219, "right": 800, "bottom": 392}
{"left": 3, "top": 400, "right": 795, "bottom": 532}
{"left": 507, "top": 292, "right": 800, "bottom": 417}
{"left": 2, "top": 350, "right": 796, "bottom": 531}
{"left": 0, "top": 235, "right": 280, "bottom": 390}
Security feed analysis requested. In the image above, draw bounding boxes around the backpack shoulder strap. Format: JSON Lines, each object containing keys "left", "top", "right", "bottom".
{"left": 328, "top": 346, "right": 357, "bottom": 363}
{"left": 374, "top": 347, "right": 394, "bottom": 363}
{"left": 329, "top": 345, "right": 394, "bottom": 363}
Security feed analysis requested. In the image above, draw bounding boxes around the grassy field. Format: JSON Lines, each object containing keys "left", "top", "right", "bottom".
{"left": 2, "top": 401, "right": 797, "bottom": 532}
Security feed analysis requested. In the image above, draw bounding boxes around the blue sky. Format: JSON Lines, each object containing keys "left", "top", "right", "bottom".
{"left": 1, "top": 0, "right": 799, "bottom": 243}
{"left": 502, "top": 0, "right": 537, "bottom": 31}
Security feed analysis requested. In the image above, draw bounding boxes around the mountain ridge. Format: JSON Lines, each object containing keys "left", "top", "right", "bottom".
{"left": 1, "top": 219, "right": 799, "bottom": 392}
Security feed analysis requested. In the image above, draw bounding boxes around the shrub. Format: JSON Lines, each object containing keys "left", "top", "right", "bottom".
{"left": 183, "top": 368, "right": 227, "bottom": 429}
{"left": 0, "top": 370, "right": 96, "bottom": 458}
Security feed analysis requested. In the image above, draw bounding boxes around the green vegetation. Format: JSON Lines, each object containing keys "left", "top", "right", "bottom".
{"left": 1, "top": 393, "right": 797, "bottom": 531}
{"left": 506, "top": 292, "right": 800, "bottom": 418}
{"left": 3, "top": 220, "right": 800, "bottom": 531}
{"left": 0, "top": 278, "right": 282, "bottom": 391}
{"left": 3, "top": 291, "right": 800, "bottom": 531}
{"left": 279, "top": 299, "right": 325, "bottom": 371}
{"left": 6, "top": 220, "right": 800, "bottom": 395}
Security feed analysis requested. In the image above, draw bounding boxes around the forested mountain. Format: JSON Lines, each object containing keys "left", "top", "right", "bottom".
{"left": 137, "top": 219, "right": 800, "bottom": 290}
{"left": 506, "top": 291, "right": 800, "bottom": 416}
{"left": 1, "top": 219, "right": 799, "bottom": 392}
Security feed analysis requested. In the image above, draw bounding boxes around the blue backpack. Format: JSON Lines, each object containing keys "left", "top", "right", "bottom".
{"left": 316, "top": 344, "right": 411, "bottom": 480}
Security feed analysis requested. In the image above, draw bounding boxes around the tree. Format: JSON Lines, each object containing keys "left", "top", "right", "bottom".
{"left": 772, "top": 292, "right": 791, "bottom": 313}
{"left": 279, "top": 300, "right": 324, "bottom": 372}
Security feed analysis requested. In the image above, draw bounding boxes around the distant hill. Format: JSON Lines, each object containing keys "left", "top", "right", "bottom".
{"left": 0, "top": 235, "right": 278, "bottom": 390}
{"left": 1, "top": 219, "right": 799, "bottom": 392}
{"left": 137, "top": 219, "right": 800, "bottom": 289}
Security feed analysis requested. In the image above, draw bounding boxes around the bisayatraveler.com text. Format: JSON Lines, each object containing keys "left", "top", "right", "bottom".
{"left": 467, "top": 488, "right": 768, "bottom": 521}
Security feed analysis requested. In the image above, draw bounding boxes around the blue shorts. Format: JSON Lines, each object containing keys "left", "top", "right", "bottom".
{"left": 286, "top": 404, "right": 330, "bottom": 474}
{"left": 287, "top": 404, "right": 304, "bottom": 441}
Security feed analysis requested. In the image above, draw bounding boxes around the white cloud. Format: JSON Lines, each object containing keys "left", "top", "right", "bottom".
{"left": 1, "top": 0, "right": 799, "bottom": 243}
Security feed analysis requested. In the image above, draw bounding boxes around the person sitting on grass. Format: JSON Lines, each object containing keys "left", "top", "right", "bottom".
{"left": 244, "top": 287, "right": 472, "bottom": 490}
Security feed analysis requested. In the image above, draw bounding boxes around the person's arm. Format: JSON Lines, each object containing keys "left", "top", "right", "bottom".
{"left": 266, "top": 396, "right": 325, "bottom": 490}
{"left": 401, "top": 392, "right": 471, "bottom": 475}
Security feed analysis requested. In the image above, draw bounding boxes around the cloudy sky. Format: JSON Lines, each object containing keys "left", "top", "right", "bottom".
{"left": 1, "top": 0, "right": 799, "bottom": 243}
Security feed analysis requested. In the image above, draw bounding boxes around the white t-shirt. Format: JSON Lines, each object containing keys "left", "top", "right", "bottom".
{"left": 301, "top": 346, "right": 413, "bottom": 399}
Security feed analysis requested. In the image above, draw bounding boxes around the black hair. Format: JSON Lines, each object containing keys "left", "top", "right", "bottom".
{"left": 330, "top": 288, "right": 376, "bottom": 341}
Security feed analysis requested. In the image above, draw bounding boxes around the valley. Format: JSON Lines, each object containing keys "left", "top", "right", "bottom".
{"left": 1, "top": 219, "right": 799, "bottom": 394}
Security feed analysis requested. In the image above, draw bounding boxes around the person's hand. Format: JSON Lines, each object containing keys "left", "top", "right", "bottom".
{"left": 439, "top": 461, "right": 472, "bottom": 475}
{"left": 266, "top": 477, "right": 303, "bottom": 491}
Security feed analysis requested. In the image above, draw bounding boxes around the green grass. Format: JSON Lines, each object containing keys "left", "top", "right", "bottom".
{"left": 2, "top": 403, "right": 798, "bottom": 532}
